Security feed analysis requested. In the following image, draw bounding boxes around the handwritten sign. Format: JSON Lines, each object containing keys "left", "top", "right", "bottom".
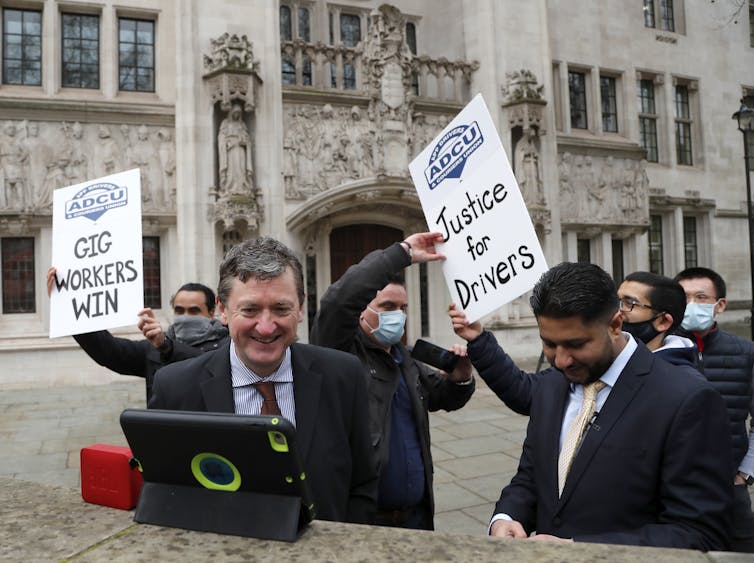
{"left": 49, "top": 168, "right": 144, "bottom": 338}
{"left": 409, "top": 94, "right": 548, "bottom": 323}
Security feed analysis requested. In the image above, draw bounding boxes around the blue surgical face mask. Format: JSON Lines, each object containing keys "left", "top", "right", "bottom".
{"left": 365, "top": 306, "right": 406, "bottom": 346}
{"left": 681, "top": 302, "right": 717, "bottom": 332}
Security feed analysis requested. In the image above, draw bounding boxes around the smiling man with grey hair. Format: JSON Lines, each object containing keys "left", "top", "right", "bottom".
{"left": 149, "top": 236, "right": 377, "bottom": 524}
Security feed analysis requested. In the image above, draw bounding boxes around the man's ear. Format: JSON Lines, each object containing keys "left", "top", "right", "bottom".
{"left": 715, "top": 297, "right": 728, "bottom": 315}
{"left": 217, "top": 300, "right": 228, "bottom": 324}
{"left": 608, "top": 310, "right": 623, "bottom": 335}
{"left": 655, "top": 312, "right": 674, "bottom": 333}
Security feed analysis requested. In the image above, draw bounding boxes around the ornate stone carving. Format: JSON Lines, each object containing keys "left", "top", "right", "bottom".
{"left": 558, "top": 153, "right": 649, "bottom": 226}
{"left": 0, "top": 122, "right": 30, "bottom": 211}
{"left": 203, "top": 33, "right": 262, "bottom": 112}
{"left": 204, "top": 33, "right": 258, "bottom": 74}
{"left": 363, "top": 4, "right": 415, "bottom": 177}
{"left": 0, "top": 120, "right": 175, "bottom": 216}
{"left": 502, "top": 69, "right": 547, "bottom": 133}
{"left": 502, "top": 69, "right": 545, "bottom": 104}
{"left": 218, "top": 103, "right": 254, "bottom": 197}
{"left": 514, "top": 127, "right": 545, "bottom": 207}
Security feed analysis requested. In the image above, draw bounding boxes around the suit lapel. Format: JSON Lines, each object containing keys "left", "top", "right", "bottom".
{"left": 291, "top": 343, "right": 322, "bottom": 462}
{"left": 546, "top": 374, "right": 571, "bottom": 498}
{"left": 556, "top": 345, "right": 653, "bottom": 505}
{"left": 199, "top": 342, "right": 235, "bottom": 413}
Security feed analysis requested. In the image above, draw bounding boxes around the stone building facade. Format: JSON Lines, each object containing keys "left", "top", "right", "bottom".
{"left": 1, "top": 0, "right": 753, "bottom": 386}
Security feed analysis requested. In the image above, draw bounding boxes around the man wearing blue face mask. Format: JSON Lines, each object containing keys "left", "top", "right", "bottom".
{"left": 310, "top": 231, "right": 475, "bottom": 530}
{"left": 675, "top": 266, "right": 754, "bottom": 553}
{"left": 47, "top": 269, "right": 228, "bottom": 402}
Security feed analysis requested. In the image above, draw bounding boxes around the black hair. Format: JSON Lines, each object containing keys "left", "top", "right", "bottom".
{"left": 530, "top": 262, "right": 618, "bottom": 324}
{"left": 674, "top": 267, "right": 726, "bottom": 299}
{"left": 623, "top": 271, "right": 686, "bottom": 332}
{"left": 171, "top": 283, "right": 216, "bottom": 313}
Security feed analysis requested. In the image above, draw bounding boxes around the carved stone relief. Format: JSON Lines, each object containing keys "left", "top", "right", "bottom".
{"left": 0, "top": 120, "right": 175, "bottom": 215}
{"left": 558, "top": 152, "right": 649, "bottom": 225}
{"left": 282, "top": 103, "right": 452, "bottom": 200}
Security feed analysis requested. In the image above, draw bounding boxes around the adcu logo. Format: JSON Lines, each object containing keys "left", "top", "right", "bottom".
{"left": 424, "top": 121, "right": 484, "bottom": 190}
{"left": 65, "top": 183, "right": 129, "bottom": 222}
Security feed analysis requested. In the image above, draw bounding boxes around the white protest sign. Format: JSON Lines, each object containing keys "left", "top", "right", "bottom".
{"left": 49, "top": 168, "right": 144, "bottom": 338}
{"left": 409, "top": 94, "right": 548, "bottom": 323}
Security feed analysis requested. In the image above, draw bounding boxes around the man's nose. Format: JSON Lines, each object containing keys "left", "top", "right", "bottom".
{"left": 255, "top": 311, "right": 276, "bottom": 335}
{"left": 554, "top": 347, "right": 573, "bottom": 370}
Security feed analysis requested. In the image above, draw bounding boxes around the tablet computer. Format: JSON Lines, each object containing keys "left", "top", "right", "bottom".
{"left": 120, "top": 408, "right": 315, "bottom": 540}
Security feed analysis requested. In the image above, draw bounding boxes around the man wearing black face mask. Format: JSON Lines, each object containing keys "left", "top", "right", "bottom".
{"left": 310, "top": 231, "right": 474, "bottom": 530}
{"left": 47, "top": 269, "right": 228, "bottom": 402}
{"left": 617, "top": 271, "right": 703, "bottom": 380}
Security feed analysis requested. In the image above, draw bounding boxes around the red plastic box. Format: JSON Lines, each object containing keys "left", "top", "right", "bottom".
{"left": 80, "top": 444, "right": 143, "bottom": 510}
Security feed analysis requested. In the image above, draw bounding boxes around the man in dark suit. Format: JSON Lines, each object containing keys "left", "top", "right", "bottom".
{"left": 458, "top": 262, "right": 732, "bottom": 550}
{"left": 149, "top": 237, "right": 377, "bottom": 524}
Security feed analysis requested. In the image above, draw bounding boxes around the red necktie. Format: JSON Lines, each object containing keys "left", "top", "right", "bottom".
{"left": 256, "top": 381, "right": 281, "bottom": 416}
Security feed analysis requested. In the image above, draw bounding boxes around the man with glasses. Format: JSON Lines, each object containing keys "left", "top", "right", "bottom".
{"left": 675, "top": 267, "right": 754, "bottom": 553}
{"left": 617, "top": 271, "right": 702, "bottom": 379}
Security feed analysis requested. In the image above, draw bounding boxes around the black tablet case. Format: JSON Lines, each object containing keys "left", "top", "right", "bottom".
{"left": 120, "top": 408, "right": 315, "bottom": 541}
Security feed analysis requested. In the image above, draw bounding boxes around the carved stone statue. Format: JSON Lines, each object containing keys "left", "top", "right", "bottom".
{"left": 514, "top": 127, "right": 545, "bottom": 206}
{"left": 94, "top": 125, "right": 120, "bottom": 177}
{"left": 157, "top": 128, "right": 176, "bottom": 206}
{"left": 122, "top": 124, "right": 156, "bottom": 205}
{"left": 1, "top": 122, "right": 29, "bottom": 210}
{"left": 218, "top": 103, "right": 253, "bottom": 196}
{"left": 62, "top": 121, "right": 88, "bottom": 185}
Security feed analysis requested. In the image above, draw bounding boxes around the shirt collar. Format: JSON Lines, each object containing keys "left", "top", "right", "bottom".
{"left": 230, "top": 341, "right": 293, "bottom": 388}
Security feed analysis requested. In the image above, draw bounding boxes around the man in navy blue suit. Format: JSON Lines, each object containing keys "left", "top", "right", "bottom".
{"left": 453, "top": 262, "right": 732, "bottom": 550}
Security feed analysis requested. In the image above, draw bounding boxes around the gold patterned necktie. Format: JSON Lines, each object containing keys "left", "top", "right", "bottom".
{"left": 557, "top": 380, "right": 606, "bottom": 496}
{"left": 255, "top": 381, "right": 281, "bottom": 416}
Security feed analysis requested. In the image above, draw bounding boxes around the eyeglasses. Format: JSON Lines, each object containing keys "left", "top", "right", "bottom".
{"left": 618, "top": 298, "right": 655, "bottom": 313}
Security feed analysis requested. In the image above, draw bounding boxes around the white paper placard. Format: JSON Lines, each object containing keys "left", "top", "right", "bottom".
{"left": 49, "top": 168, "right": 144, "bottom": 338}
{"left": 409, "top": 94, "right": 548, "bottom": 323}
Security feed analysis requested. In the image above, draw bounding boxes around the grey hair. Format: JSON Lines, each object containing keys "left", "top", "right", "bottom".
{"left": 217, "top": 237, "right": 305, "bottom": 305}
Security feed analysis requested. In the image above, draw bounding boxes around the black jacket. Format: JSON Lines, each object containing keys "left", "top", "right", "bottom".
{"left": 678, "top": 325, "right": 754, "bottom": 472}
{"left": 310, "top": 242, "right": 474, "bottom": 523}
{"left": 74, "top": 326, "right": 229, "bottom": 401}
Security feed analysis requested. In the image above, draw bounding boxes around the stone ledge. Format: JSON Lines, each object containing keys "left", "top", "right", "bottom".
{"left": 2, "top": 477, "right": 739, "bottom": 562}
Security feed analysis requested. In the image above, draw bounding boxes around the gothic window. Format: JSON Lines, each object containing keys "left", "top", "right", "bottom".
{"left": 577, "top": 239, "right": 591, "bottom": 263}
{"left": 612, "top": 239, "right": 625, "bottom": 283}
{"left": 340, "top": 13, "right": 361, "bottom": 47}
{"left": 62, "top": 13, "right": 100, "bottom": 89}
{"left": 600, "top": 75, "right": 618, "bottom": 132}
{"left": 301, "top": 56, "right": 312, "bottom": 86}
{"left": 143, "top": 237, "right": 161, "bottom": 310}
{"left": 282, "top": 55, "right": 296, "bottom": 85}
{"left": 660, "top": 0, "right": 675, "bottom": 31}
{"left": 280, "top": 5, "right": 292, "bottom": 41}
{"left": 406, "top": 21, "right": 419, "bottom": 95}
{"left": 568, "top": 71, "right": 588, "bottom": 129}
{"left": 643, "top": 0, "right": 656, "bottom": 27}
{"left": 674, "top": 83, "right": 692, "bottom": 165}
{"left": 649, "top": 214, "right": 664, "bottom": 274}
{"left": 298, "top": 7, "right": 310, "bottom": 42}
{"left": 637, "top": 78, "right": 658, "bottom": 162}
{"left": 683, "top": 216, "right": 698, "bottom": 268}
{"left": 118, "top": 17, "right": 154, "bottom": 92}
{"left": 2, "top": 8, "right": 42, "bottom": 86}
{"left": 643, "top": 0, "right": 682, "bottom": 33}
{"left": 2, "top": 237, "right": 35, "bottom": 314}
{"left": 750, "top": 0, "right": 754, "bottom": 47}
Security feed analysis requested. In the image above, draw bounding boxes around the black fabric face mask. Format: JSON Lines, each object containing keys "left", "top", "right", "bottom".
{"left": 622, "top": 316, "right": 661, "bottom": 344}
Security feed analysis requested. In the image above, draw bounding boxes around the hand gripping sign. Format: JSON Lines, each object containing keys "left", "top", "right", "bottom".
{"left": 409, "top": 94, "right": 548, "bottom": 323}
{"left": 49, "top": 168, "right": 144, "bottom": 338}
